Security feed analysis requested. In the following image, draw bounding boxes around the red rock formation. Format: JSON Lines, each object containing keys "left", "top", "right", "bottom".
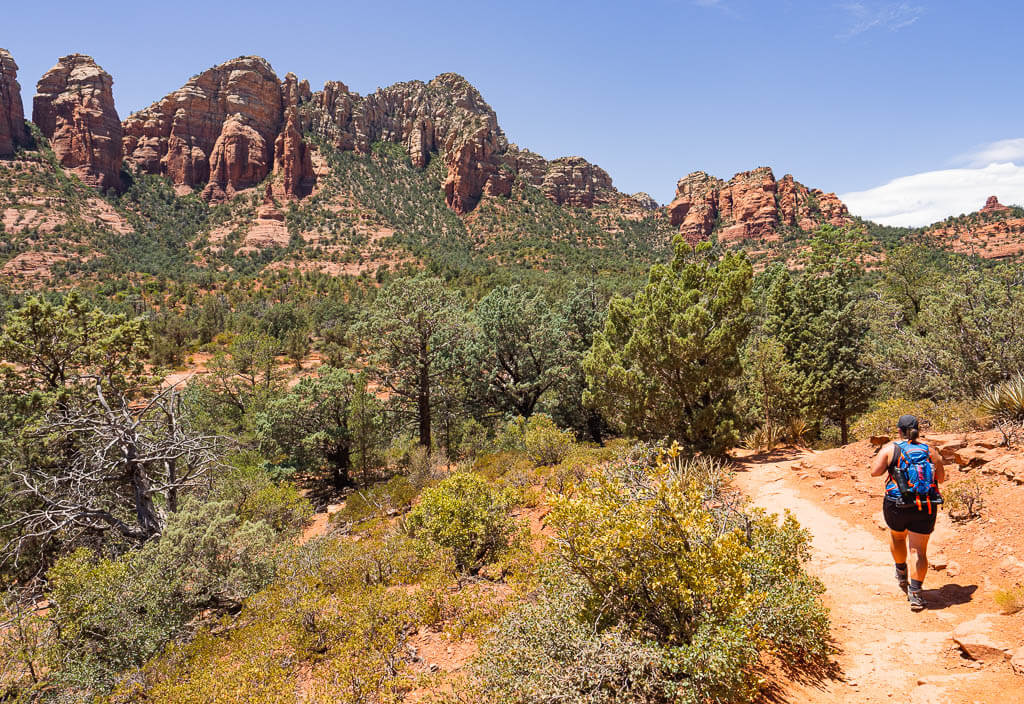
{"left": 0, "top": 48, "right": 27, "bottom": 157}
{"left": 668, "top": 171, "right": 723, "bottom": 244}
{"left": 540, "top": 157, "right": 615, "bottom": 207}
{"left": 123, "top": 56, "right": 282, "bottom": 199}
{"left": 32, "top": 54, "right": 122, "bottom": 191}
{"left": 272, "top": 73, "right": 315, "bottom": 199}
{"left": 981, "top": 195, "right": 1010, "bottom": 213}
{"left": 305, "top": 72, "right": 509, "bottom": 213}
{"left": 669, "top": 167, "right": 851, "bottom": 245}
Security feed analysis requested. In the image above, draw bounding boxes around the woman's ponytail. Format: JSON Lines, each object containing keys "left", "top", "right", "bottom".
{"left": 908, "top": 427, "right": 919, "bottom": 443}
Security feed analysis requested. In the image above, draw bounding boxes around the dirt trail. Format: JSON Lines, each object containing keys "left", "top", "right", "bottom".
{"left": 734, "top": 451, "right": 1020, "bottom": 704}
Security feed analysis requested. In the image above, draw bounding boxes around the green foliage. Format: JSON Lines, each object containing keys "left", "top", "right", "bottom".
{"left": 944, "top": 478, "right": 986, "bottom": 521}
{"left": 993, "top": 585, "right": 1024, "bottom": 615}
{"left": 533, "top": 450, "right": 830, "bottom": 704}
{"left": 336, "top": 475, "right": 420, "bottom": 524}
{"left": 0, "top": 291, "right": 148, "bottom": 396}
{"left": 522, "top": 413, "right": 577, "bottom": 466}
{"left": 851, "top": 397, "right": 985, "bottom": 439}
{"left": 256, "top": 366, "right": 384, "bottom": 488}
{"left": 405, "top": 472, "right": 514, "bottom": 572}
{"left": 468, "top": 565, "right": 674, "bottom": 704}
{"left": 979, "top": 373, "right": 1024, "bottom": 422}
{"left": 583, "top": 241, "right": 753, "bottom": 455}
{"left": 239, "top": 483, "right": 313, "bottom": 534}
{"left": 43, "top": 499, "right": 279, "bottom": 695}
{"left": 763, "top": 228, "right": 875, "bottom": 444}
{"left": 868, "top": 258, "right": 1024, "bottom": 399}
{"left": 467, "top": 285, "right": 570, "bottom": 417}
{"left": 354, "top": 275, "right": 470, "bottom": 448}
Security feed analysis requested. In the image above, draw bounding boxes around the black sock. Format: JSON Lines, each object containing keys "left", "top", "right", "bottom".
{"left": 910, "top": 579, "right": 923, "bottom": 591}
{"left": 895, "top": 562, "right": 908, "bottom": 572}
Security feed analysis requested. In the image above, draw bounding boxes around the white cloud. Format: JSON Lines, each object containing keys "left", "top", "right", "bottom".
{"left": 840, "top": 162, "right": 1024, "bottom": 227}
{"left": 954, "top": 138, "right": 1024, "bottom": 168}
{"left": 838, "top": 2, "right": 924, "bottom": 38}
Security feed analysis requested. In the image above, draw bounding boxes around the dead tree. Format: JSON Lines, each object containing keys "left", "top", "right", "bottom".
{"left": 1, "top": 381, "right": 226, "bottom": 564}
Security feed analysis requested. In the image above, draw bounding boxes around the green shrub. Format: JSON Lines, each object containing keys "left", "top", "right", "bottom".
{"left": 42, "top": 500, "right": 280, "bottom": 695}
{"left": 522, "top": 414, "right": 576, "bottom": 467}
{"left": 468, "top": 565, "right": 674, "bottom": 704}
{"left": 405, "top": 472, "right": 514, "bottom": 572}
{"left": 335, "top": 475, "right": 419, "bottom": 524}
{"left": 240, "top": 483, "right": 313, "bottom": 534}
{"left": 993, "top": 585, "right": 1024, "bottom": 615}
{"left": 521, "top": 450, "right": 832, "bottom": 704}
{"left": 852, "top": 397, "right": 985, "bottom": 439}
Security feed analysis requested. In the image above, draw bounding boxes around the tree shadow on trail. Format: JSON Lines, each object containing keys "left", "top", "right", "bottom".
{"left": 755, "top": 638, "right": 844, "bottom": 703}
{"left": 924, "top": 583, "right": 977, "bottom": 610}
{"left": 731, "top": 445, "right": 807, "bottom": 469}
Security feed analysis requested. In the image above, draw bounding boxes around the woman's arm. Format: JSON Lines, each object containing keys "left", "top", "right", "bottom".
{"left": 871, "top": 443, "right": 893, "bottom": 477}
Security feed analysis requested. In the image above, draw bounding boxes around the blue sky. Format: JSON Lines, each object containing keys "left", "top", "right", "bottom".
{"left": 4, "top": 0, "right": 1023, "bottom": 225}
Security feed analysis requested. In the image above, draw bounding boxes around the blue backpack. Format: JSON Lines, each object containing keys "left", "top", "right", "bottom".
{"left": 887, "top": 441, "right": 942, "bottom": 512}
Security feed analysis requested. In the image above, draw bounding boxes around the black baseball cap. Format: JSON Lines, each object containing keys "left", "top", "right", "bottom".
{"left": 897, "top": 415, "right": 919, "bottom": 432}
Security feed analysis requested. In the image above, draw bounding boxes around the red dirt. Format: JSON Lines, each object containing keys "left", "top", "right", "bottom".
{"left": 733, "top": 433, "right": 1024, "bottom": 703}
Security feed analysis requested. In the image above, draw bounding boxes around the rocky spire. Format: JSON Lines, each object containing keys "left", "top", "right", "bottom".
{"left": 33, "top": 54, "right": 122, "bottom": 191}
{"left": 0, "top": 48, "right": 28, "bottom": 157}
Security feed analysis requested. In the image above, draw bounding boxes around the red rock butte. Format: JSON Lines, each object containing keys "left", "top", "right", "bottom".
{"left": 4, "top": 49, "right": 859, "bottom": 234}
{"left": 981, "top": 195, "right": 1010, "bottom": 213}
{"left": 0, "top": 48, "right": 29, "bottom": 157}
{"left": 32, "top": 54, "right": 123, "bottom": 192}
{"left": 668, "top": 167, "right": 851, "bottom": 245}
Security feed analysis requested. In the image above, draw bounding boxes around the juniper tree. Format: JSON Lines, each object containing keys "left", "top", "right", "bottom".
{"left": 583, "top": 241, "right": 753, "bottom": 455}
{"left": 764, "top": 228, "right": 874, "bottom": 444}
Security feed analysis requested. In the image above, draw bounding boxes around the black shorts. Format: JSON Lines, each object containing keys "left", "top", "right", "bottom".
{"left": 883, "top": 498, "right": 938, "bottom": 535}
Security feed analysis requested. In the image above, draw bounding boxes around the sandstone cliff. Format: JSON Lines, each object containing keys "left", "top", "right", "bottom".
{"left": 302, "top": 72, "right": 511, "bottom": 213}
{"left": 0, "top": 48, "right": 28, "bottom": 157}
{"left": 32, "top": 54, "right": 122, "bottom": 191}
{"left": 27, "top": 53, "right": 628, "bottom": 214}
{"left": 122, "top": 56, "right": 284, "bottom": 200}
{"left": 668, "top": 167, "right": 850, "bottom": 245}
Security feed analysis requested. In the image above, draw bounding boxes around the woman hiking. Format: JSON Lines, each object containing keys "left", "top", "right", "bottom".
{"left": 870, "top": 414, "right": 946, "bottom": 611}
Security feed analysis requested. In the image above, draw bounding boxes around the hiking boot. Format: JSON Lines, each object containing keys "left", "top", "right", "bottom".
{"left": 895, "top": 567, "right": 909, "bottom": 593}
{"left": 908, "top": 588, "right": 925, "bottom": 612}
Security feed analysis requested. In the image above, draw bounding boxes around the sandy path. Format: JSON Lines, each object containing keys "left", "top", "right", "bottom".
{"left": 735, "top": 456, "right": 1015, "bottom": 704}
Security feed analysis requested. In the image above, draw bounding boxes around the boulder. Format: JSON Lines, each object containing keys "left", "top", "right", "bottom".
{"left": 1012, "top": 646, "right": 1024, "bottom": 676}
{"left": 33, "top": 54, "right": 122, "bottom": 191}
{"left": 951, "top": 615, "right": 1011, "bottom": 662}
{"left": 818, "top": 465, "right": 846, "bottom": 480}
{"left": 953, "top": 446, "right": 997, "bottom": 468}
{"left": 870, "top": 435, "right": 891, "bottom": 447}
{"left": 0, "top": 48, "right": 28, "bottom": 157}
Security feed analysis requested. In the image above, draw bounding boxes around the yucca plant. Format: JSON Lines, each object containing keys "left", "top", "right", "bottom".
{"left": 742, "top": 423, "right": 787, "bottom": 453}
{"left": 785, "top": 418, "right": 810, "bottom": 446}
{"left": 979, "top": 373, "right": 1024, "bottom": 446}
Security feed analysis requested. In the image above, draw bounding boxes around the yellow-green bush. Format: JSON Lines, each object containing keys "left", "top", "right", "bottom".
{"left": 406, "top": 472, "right": 515, "bottom": 573}
{"left": 334, "top": 474, "right": 419, "bottom": 525}
{"left": 944, "top": 477, "right": 987, "bottom": 521}
{"left": 852, "top": 397, "right": 985, "bottom": 439}
{"left": 469, "top": 450, "right": 831, "bottom": 704}
{"left": 523, "top": 414, "right": 577, "bottom": 467}
{"left": 240, "top": 483, "right": 313, "bottom": 534}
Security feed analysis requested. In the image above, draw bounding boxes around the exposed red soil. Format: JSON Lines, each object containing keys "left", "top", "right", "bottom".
{"left": 733, "top": 432, "right": 1024, "bottom": 703}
